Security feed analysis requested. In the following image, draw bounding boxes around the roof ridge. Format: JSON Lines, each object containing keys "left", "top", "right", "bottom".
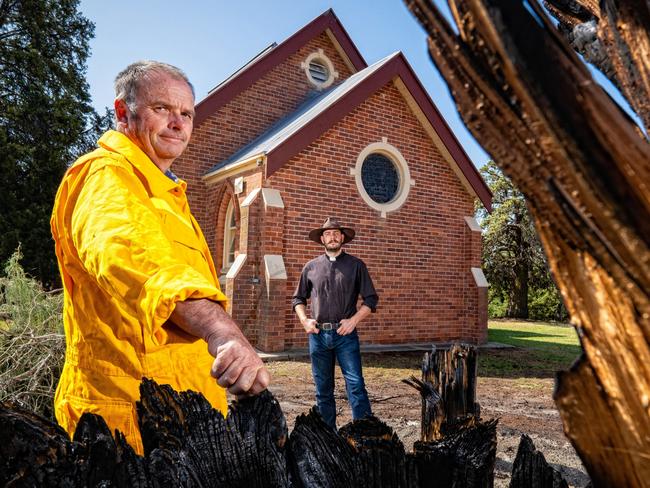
{"left": 194, "top": 9, "right": 367, "bottom": 126}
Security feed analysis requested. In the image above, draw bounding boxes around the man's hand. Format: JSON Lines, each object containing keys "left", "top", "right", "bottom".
{"left": 207, "top": 334, "right": 270, "bottom": 396}
{"left": 337, "top": 317, "right": 357, "bottom": 336}
{"left": 295, "top": 304, "right": 318, "bottom": 334}
{"left": 301, "top": 317, "right": 319, "bottom": 334}
{"left": 337, "top": 305, "right": 372, "bottom": 336}
{"left": 171, "top": 299, "right": 270, "bottom": 396}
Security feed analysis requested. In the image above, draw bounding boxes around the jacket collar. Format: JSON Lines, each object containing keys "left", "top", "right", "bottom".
{"left": 97, "top": 130, "right": 186, "bottom": 194}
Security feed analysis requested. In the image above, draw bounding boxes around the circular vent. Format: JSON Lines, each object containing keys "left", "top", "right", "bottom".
{"left": 308, "top": 60, "right": 329, "bottom": 84}
{"left": 303, "top": 51, "right": 337, "bottom": 89}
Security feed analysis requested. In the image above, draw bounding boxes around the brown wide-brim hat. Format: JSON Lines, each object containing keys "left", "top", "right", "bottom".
{"left": 309, "top": 217, "right": 355, "bottom": 244}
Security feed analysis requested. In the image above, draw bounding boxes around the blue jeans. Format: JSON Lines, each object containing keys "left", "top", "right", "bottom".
{"left": 308, "top": 329, "right": 372, "bottom": 429}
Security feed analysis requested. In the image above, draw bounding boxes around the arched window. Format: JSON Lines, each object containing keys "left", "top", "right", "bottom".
{"left": 222, "top": 200, "right": 237, "bottom": 272}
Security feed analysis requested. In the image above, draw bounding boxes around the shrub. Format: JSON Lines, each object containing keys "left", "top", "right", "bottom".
{"left": 0, "top": 249, "right": 64, "bottom": 420}
{"left": 528, "top": 287, "right": 568, "bottom": 322}
{"left": 487, "top": 288, "right": 508, "bottom": 318}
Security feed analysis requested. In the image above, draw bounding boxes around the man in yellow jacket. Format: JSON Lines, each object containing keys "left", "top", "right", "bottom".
{"left": 51, "top": 61, "right": 270, "bottom": 454}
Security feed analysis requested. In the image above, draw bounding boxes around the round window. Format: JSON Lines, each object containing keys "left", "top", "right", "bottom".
{"left": 353, "top": 141, "right": 413, "bottom": 217}
{"left": 361, "top": 153, "right": 400, "bottom": 203}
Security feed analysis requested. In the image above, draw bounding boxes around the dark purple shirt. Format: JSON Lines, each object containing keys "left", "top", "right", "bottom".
{"left": 292, "top": 251, "right": 378, "bottom": 323}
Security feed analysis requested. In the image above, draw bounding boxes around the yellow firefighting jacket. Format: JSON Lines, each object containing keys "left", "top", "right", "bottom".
{"left": 51, "top": 130, "right": 228, "bottom": 454}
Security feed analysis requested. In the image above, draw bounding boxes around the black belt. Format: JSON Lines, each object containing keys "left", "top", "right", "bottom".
{"left": 317, "top": 322, "right": 341, "bottom": 331}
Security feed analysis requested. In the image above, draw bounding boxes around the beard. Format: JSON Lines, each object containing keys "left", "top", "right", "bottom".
{"left": 325, "top": 241, "right": 342, "bottom": 252}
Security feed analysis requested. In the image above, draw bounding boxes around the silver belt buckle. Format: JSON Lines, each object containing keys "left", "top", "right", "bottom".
{"left": 320, "top": 322, "right": 336, "bottom": 331}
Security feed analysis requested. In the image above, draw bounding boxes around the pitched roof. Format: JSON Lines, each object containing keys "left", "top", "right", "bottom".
{"left": 203, "top": 52, "right": 493, "bottom": 211}
{"left": 204, "top": 52, "right": 399, "bottom": 177}
{"left": 194, "top": 9, "right": 367, "bottom": 126}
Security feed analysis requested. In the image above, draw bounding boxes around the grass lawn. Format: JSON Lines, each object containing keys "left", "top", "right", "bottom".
{"left": 480, "top": 319, "right": 582, "bottom": 378}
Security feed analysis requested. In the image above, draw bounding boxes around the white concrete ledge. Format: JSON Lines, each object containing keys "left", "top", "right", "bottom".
{"left": 241, "top": 188, "right": 261, "bottom": 207}
{"left": 465, "top": 216, "right": 482, "bottom": 232}
{"left": 471, "top": 267, "right": 489, "bottom": 288}
{"left": 226, "top": 254, "right": 247, "bottom": 279}
{"left": 262, "top": 188, "right": 284, "bottom": 209}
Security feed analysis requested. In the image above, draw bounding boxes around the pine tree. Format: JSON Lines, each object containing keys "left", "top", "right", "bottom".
{"left": 477, "top": 161, "right": 566, "bottom": 320}
{"left": 0, "top": 0, "right": 110, "bottom": 287}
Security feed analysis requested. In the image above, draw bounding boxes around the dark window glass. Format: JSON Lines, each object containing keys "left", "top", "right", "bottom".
{"left": 361, "top": 153, "right": 399, "bottom": 203}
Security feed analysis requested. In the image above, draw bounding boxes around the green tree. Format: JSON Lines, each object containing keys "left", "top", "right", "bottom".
{"left": 477, "top": 161, "right": 566, "bottom": 320}
{"left": 0, "top": 0, "right": 110, "bottom": 288}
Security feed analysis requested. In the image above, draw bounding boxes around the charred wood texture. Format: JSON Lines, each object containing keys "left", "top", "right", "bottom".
{"left": 1, "top": 378, "right": 290, "bottom": 487}
{"left": 509, "top": 434, "right": 568, "bottom": 488}
{"left": 404, "top": 343, "right": 480, "bottom": 441}
{"left": 288, "top": 407, "right": 359, "bottom": 487}
{"left": 290, "top": 409, "right": 416, "bottom": 487}
{"left": 339, "top": 416, "right": 413, "bottom": 488}
{"left": 404, "top": 0, "right": 650, "bottom": 485}
{"left": 410, "top": 419, "right": 498, "bottom": 488}
{"left": 544, "top": 0, "right": 650, "bottom": 130}
{"left": 404, "top": 344, "right": 496, "bottom": 488}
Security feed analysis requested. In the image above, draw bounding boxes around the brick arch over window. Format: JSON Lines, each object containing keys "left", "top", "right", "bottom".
{"left": 214, "top": 183, "right": 240, "bottom": 284}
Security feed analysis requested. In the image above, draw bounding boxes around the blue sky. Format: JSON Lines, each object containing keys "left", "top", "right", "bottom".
{"left": 79, "top": 0, "right": 491, "bottom": 168}
{"left": 78, "top": 1, "right": 639, "bottom": 170}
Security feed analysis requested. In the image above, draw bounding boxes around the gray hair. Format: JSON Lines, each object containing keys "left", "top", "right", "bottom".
{"left": 114, "top": 60, "right": 195, "bottom": 123}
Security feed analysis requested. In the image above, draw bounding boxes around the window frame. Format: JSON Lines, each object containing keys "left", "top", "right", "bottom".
{"left": 222, "top": 199, "right": 237, "bottom": 273}
{"left": 353, "top": 141, "right": 413, "bottom": 217}
{"left": 302, "top": 49, "right": 338, "bottom": 89}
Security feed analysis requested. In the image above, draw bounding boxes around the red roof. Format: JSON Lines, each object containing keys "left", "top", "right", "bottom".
{"left": 197, "top": 9, "right": 492, "bottom": 211}
{"left": 194, "top": 9, "right": 366, "bottom": 127}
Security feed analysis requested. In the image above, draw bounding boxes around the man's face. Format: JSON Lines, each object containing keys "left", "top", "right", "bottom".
{"left": 116, "top": 72, "right": 194, "bottom": 171}
{"left": 321, "top": 229, "right": 343, "bottom": 252}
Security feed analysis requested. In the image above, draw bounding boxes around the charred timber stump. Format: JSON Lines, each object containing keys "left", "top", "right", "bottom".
{"left": 422, "top": 343, "right": 480, "bottom": 438}
{"left": 0, "top": 403, "right": 79, "bottom": 486}
{"left": 409, "top": 418, "right": 498, "bottom": 488}
{"left": 509, "top": 434, "right": 569, "bottom": 488}
{"left": 403, "top": 343, "right": 481, "bottom": 440}
{"left": 288, "top": 407, "right": 359, "bottom": 487}
{"left": 404, "top": 343, "right": 496, "bottom": 487}
{"left": 0, "top": 378, "right": 290, "bottom": 487}
{"left": 136, "top": 377, "right": 290, "bottom": 487}
{"left": 339, "top": 416, "right": 414, "bottom": 488}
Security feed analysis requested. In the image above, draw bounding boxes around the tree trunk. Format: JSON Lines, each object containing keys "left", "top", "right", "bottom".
{"left": 507, "top": 218, "right": 529, "bottom": 318}
{"left": 403, "top": 1, "right": 650, "bottom": 486}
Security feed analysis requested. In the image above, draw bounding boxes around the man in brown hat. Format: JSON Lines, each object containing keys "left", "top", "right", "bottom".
{"left": 292, "top": 217, "right": 378, "bottom": 429}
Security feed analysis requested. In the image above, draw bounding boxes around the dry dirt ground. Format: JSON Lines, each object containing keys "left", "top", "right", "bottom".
{"left": 264, "top": 350, "right": 591, "bottom": 488}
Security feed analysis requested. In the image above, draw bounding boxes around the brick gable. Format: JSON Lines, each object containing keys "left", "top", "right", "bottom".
{"left": 174, "top": 31, "right": 354, "bottom": 256}
{"left": 171, "top": 11, "right": 488, "bottom": 351}
{"left": 269, "top": 82, "right": 482, "bottom": 348}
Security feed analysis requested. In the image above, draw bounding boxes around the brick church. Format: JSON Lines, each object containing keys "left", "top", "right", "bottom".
{"left": 173, "top": 10, "right": 492, "bottom": 352}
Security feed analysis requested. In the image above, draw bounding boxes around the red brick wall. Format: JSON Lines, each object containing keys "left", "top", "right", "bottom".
{"left": 173, "top": 32, "right": 353, "bottom": 258}
{"left": 267, "top": 82, "right": 483, "bottom": 349}
{"left": 172, "top": 32, "right": 486, "bottom": 351}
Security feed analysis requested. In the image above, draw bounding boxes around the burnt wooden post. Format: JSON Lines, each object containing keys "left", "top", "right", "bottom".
{"left": 404, "top": 343, "right": 496, "bottom": 487}
{"left": 421, "top": 343, "right": 480, "bottom": 439}
{"left": 509, "top": 435, "right": 569, "bottom": 488}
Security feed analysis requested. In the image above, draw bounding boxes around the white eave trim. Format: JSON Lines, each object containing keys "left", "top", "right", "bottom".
{"left": 325, "top": 28, "right": 357, "bottom": 74}
{"left": 202, "top": 153, "right": 266, "bottom": 185}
